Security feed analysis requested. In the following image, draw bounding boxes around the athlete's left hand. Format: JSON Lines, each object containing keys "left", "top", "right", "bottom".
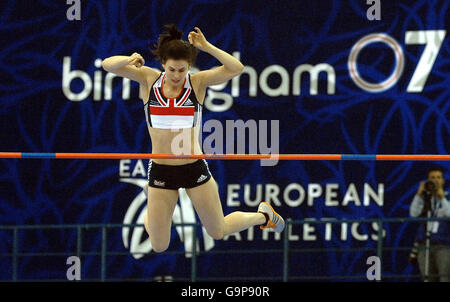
{"left": 188, "top": 27, "right": 210, "bottom": 51}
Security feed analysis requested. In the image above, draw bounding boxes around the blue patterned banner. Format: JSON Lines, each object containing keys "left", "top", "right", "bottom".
{"left": 0, "top": 0, "right": 448, "bottom": 281}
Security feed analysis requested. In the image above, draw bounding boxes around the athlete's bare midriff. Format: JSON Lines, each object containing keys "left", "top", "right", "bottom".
{"left": 142, "top": 72, "right": 206, "bottom": 165}
{"left": 148, "top": 126, "right": 203, "bottom": 165}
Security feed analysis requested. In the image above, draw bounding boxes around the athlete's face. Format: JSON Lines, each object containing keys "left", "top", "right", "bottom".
{"left": 162, "top": 59, "right": 190, "bottom": 87}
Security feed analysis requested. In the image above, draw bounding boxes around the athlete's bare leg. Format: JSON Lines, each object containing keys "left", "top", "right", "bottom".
{"left": 185, "top": 177, "right": 266, "bottom": 239}
{"left": 144, "top": 185, "right": 179, "bottom": 252}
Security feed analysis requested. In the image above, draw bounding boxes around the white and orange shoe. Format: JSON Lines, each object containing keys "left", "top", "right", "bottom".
{"left": 258, "top": 201, "right": 285, "bottom": 233}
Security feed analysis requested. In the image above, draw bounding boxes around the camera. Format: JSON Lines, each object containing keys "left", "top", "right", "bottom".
{"left": 421, "top": 180, "right": 437, "bottom": 213}
{"left": 423, "top": 180, "right": 436, "bottom": 193}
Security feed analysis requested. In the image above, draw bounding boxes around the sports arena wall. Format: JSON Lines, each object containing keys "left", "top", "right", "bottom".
{"left": 0, "top": 0, "right": 448, "bottom": 281}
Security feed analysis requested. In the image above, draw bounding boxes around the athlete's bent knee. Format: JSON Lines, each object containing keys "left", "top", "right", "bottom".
{"left": 207, "top": 229, "right": 224, "bottom": 240}
{"left": 150, "top": 239, "right": 170, "bottom": 253}
{"left": 145, "top": 222, "right": 170, "bottom": 252}
{"left": 152, "top": 244, "right": 169, "bottom": 253}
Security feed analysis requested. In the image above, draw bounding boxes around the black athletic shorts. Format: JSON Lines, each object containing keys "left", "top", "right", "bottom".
{"left": 147, "top": 159, "right": 212, "bottom": 190}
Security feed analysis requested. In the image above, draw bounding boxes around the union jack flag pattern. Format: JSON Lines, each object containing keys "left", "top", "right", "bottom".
{"left": 144, "top": 72, "right": 202, "bottom": 129}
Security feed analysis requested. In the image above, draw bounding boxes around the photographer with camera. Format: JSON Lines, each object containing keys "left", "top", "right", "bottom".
{"left": 409, "top": 166, "right": 450, "bottom": 282}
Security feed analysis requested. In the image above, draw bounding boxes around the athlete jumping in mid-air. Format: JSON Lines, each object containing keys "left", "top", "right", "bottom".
{"left": 102, "top": 24, "right": 284, "bottom": 252}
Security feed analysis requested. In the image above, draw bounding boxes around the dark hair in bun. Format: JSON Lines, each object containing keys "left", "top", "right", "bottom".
{"left": 151, "top": 24, "right": 197, "bottom": 65}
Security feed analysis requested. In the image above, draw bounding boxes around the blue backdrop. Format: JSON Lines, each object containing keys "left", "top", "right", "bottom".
{"left": 0, "top": 0, "right": 448, "bottom": 281}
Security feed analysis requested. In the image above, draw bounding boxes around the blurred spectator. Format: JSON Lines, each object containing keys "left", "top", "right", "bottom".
{"left": 409, "top": 166, "right": 450, "bottom": 282}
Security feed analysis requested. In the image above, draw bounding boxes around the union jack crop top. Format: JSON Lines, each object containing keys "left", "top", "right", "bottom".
{"left": 144, "top": 72, "right": 202, "bottom": 129}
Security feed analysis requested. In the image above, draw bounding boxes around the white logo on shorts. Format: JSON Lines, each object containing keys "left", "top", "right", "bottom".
{"left": 154, "top": 180, "right": 165, "bottom": 187}
{"left": 197, "top": 175, "right": 207, "bottom": 183}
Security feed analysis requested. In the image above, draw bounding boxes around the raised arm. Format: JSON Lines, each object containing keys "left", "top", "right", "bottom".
{"left": 101, "top": 53, "right": 159, "bottom": 85}
{"left": 188, "top": 27, "right": 244, "bottom": 87}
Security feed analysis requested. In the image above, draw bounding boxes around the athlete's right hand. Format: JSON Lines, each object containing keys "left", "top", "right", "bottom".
{"left": 128, "top": 52, "right": 145, "bottom": 68}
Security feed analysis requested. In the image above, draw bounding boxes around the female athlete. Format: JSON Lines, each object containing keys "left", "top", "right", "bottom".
{"left": 102, "top": 24, "right": 284, "bottom": 252}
